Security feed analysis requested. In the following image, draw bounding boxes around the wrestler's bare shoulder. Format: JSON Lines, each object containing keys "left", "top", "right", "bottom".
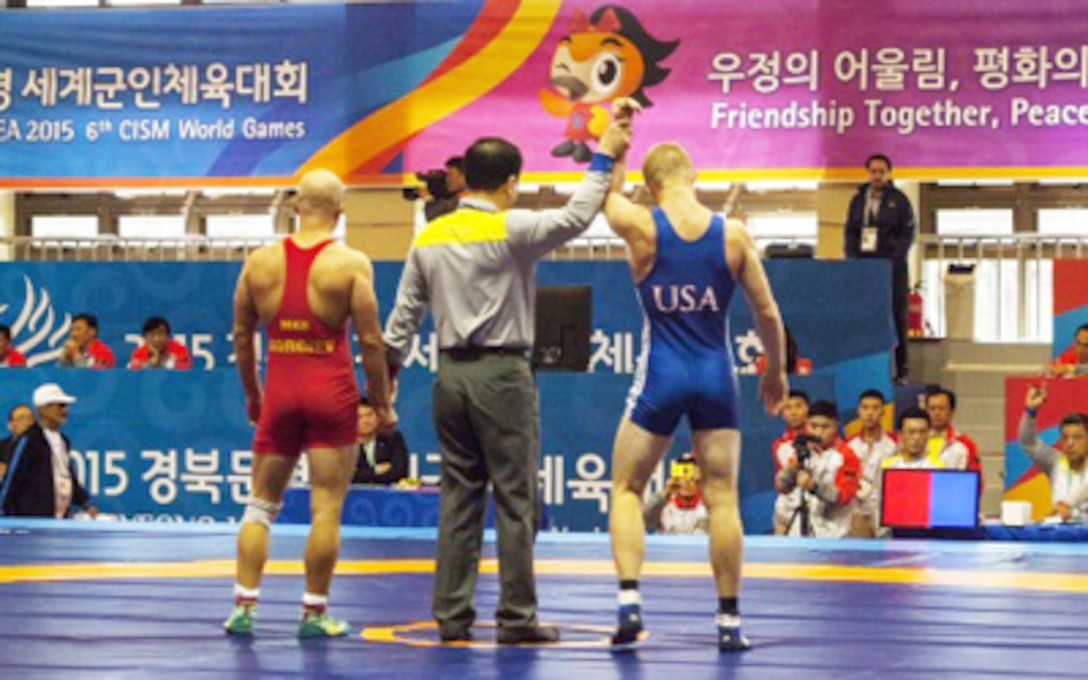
{"left": 725, "top": 220, "right": 749, "bottom": 243}
{"left": 315, "top": 242, "right": 372, "bottom": 277}
{"left": 724, "top": 219, "right": 756, "bottom": 272}
{"left": 239, "top": 243, "right": 283, "bottom": 285}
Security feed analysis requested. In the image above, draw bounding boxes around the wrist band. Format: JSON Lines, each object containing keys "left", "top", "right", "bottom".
{"left": 589, "top": 153, "right": 615, "bottom": 173}
{"left": 1026, "top": 407, "right": 1037, "bottom": 418}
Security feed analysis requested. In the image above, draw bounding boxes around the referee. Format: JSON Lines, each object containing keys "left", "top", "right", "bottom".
{"left": 384, "top": 100, "right": 635, "bottom": 644}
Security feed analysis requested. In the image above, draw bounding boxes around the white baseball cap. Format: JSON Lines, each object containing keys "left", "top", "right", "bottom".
{"left": 32, "top": 383, "right": 77, "bottom": 408}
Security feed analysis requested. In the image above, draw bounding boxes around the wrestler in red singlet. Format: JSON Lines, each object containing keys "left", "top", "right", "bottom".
{"left": 252, "top": 239, "right": 359, "bottom": 455}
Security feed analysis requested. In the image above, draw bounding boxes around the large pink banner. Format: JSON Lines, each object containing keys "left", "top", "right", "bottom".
{"left": 398, "top": 0, "right": 1088, "bottom": 182}
{"left": 6, "top": 1, "right": 1084, "bottom": 185}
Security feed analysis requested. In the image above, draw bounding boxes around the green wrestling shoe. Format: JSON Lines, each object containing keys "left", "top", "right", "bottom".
{"left": 298, "top": 611, "right": 351, "bottom": 639}
{"left": 223, "top": 605, "right": 256, "bottom": 636}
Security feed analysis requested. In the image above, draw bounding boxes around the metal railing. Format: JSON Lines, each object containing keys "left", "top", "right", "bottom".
{"left": 5, "top": 232, "right": 1088, "bottom": 343}
{"left": 546, "top": 234, "right": 816, "bottom": 261}
{"left": 1, "top": 235, "right": 280, "bottom": 262}
{"left": 918, "top": 234, "right": 1088, "bottom": 343}
{"left": 551, "top": 233, "right": 1088, "bottom": 344}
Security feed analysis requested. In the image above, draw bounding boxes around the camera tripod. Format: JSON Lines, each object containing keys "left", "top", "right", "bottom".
{"left": 786, "top": 488, "right": 814, "bottom": 537}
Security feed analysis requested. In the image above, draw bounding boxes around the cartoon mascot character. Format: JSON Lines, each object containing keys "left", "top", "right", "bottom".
{"left": 540, "top": 5, "right": 678, "bottom": 163}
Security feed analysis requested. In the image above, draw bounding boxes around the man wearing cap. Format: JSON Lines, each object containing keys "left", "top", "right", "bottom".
{"left": 0, "top": 383, "right": 97, "bottom": 518}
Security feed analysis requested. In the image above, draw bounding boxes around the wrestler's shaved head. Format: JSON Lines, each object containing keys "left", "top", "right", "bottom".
{"left": 295, "top": 169, "right": 344, "bottom": 215}
{"left": 642, "top": 142, "right": 694, "bottom": 192}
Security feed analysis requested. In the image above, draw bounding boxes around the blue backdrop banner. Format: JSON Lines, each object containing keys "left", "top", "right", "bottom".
{"left": 0, "top": 260, "right": 893, "bottom": 533}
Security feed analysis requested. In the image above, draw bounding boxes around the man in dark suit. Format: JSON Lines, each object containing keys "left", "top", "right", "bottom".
{"left": 0, "top": 383, "right": 97, "bottom": 518}
{"left": 352, "top": 397, "right": 408, "bottom": 484}
{"left": 844, "top": 153, "right": 916, "bottom": 383}
{"left": 0, "top": 404, "right": 35, "bottom": 480}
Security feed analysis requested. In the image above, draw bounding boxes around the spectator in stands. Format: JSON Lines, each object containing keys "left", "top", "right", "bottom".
{"left": 774, "top": 400, "right": 861, "bottom": 538}
{"left": 874, "top": 407, "right": 942, "bottom": 535}
{"left": 772, "top": 390, "right": 809, "bottom": 462}
{"left": 1046, "top": 324, "right": 1088, "bottom": 377}
{"left": 881, "top": 407, "right": 943, "bottom": 470}
{"left": 0, "top": 383, "right": 97, "bottom": 518}
{"left": 844, "top": 153, "right": 915, "bottom": 384}
{"left": 0, "top": 324, "right": 27, "bottom": 368}
{"left": 845, "top": 389, "right": 898, "bottom": 537}
{"left": 0, "top": 404, "right": 35, "bottom": 480}
{"left": 771, "top": 389, "right": 810, "bottom": 534}
{"left": 925, "top": 387, "right": 982, "bottom": 475}
{"left": 57, "top": 313, "right": 115, "bottom": 369}
{"left": 1019, "top": 385, "right": 1088, "bottom": 521}
{"left": 127, "top": 316, "right": 193, "bottom": 370}
{"left": 642, "top": 452, "right": 708, "bottom": 535}
{"left": 352, "top": 396, "right": 408, "bottom": 485}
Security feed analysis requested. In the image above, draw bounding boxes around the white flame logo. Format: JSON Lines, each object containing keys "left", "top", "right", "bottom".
{"left": 6, "top": 276, "right": 72, "bottom": 367}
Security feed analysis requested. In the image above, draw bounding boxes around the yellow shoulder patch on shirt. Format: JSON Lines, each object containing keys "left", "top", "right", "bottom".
{"left": 414, "top": 210, "right": 508, "bottom": 247}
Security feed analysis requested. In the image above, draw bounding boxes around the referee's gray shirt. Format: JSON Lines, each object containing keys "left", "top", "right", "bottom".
{"left": 384, "top": 160, "right": 613, "bottom": 361}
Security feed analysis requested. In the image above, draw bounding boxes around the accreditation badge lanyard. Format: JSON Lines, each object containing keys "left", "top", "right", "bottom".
{"left": 861, "top": 191, "right": 880, "bottom": 253}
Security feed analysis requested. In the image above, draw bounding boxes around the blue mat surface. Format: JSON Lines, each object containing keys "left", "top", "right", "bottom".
{"left": 1, "top": 520, "right": 1086, "bottom": 679}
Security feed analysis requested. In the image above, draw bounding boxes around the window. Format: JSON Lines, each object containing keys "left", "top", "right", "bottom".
{"left": 745, "top": 213, "right": 817, "bottom": 255}
{"left": 747, "top": 212, "right": 817, "bottom": 240}
{"left": 581, "top": 214, "right": 618, "bottom": 241}
{"left": 205, "top": 215, "right": 274, "bottom": 239}
{"left": 1038, "top": 208, "right": 1088, "bottom": 235}
{"left": 935, "top": 179, "right": 1013, "bottom": 187}
{"left": 25, "top": 0, "right": 99, "bottom": 6}
{"left": 118, "top": 215, "right": 186, "bottom": 239}
{"left": 104, "top": 0, "right": 183, "bottom": 5}
{"left": 921, "top": 258, "right": 1052, "bottom": 343}
{"left": 745, "top": 181, "right": 818, "bottom": 192}
{"left": 31, "top": 216, "right": 98, "bottom": 239}
{"left": 935, "top": 209, "right": 1013, "bottom": 235}
{"left": 331, "top": 213, "right": 346, "bottom": 242}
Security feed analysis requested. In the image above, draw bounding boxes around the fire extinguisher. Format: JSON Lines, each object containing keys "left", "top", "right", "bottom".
{"left": 907, "top": 284, "right": 925, "bottom": 338}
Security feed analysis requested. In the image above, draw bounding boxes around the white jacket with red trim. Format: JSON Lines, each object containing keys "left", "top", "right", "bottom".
{"left": 771, "top": 428, "right": 803, "bottom": 474}
{"left": 929, "top": 425, "right": 982, "bottom": 485}
{"left": 774, "top": 438, "right": 861, "bottom": 538}
{"left": 846, "top": 429, "right": 899, "bottom": 517}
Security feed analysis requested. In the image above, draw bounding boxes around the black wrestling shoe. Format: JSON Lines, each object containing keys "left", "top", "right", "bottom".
{"left": 496, "top": 625, "right": 560, "bottom": 645}
{"left": 610, "top": 604, "right": 643, "bottom": 649}
{"left": 717, "top": 616, "right": 751, "bottom": 652}
{"left": 439, "top": 627, "right": 473, "bottom": 643}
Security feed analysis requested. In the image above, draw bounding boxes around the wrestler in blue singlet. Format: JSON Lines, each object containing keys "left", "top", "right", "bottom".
{"left": 626, "top": 208, "right": 738, "bottom": 435}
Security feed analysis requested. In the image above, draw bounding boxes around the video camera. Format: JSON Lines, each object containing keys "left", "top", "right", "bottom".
{"left": 792, "top": 433, "right": 822, "bottom": 466}
{"left": 670, "top": 457, "right": 697, "bottom": 481}
{"left": 402, "top": 169, "right": 454, "bottom": 202}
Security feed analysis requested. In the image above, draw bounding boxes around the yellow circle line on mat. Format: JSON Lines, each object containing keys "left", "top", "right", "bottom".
{"left": 1, "top": 558, "right": 1087, "bottom": 594}
{"left": 358, "top": 620, "right": 620, "bottom": 649}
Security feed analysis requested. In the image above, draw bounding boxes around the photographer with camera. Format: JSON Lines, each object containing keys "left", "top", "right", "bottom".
{"left": 773, "top": 400, "right": 861, "bottom": 538}
{"left": 642, "top": 452, "right": 708, "bottom": 535}
{"left": 771, "top": 389, "right": 810, "bottom": 534}
{"left": 420, "top": 156, "right": 465, "bottom": 223}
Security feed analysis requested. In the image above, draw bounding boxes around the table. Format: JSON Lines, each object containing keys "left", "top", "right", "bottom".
{"left": 892, "top": 522, "right": 1088, "bottom": 541}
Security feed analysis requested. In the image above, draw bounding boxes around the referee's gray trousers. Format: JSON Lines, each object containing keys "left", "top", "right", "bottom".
{"left": 431, "top": 351, "right": 540, "bottom": 634}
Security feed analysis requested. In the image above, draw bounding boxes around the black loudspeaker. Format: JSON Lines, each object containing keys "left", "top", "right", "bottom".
{"left": 764, "top": 243, "right": 814, "bottom": 259}
{"left": 532, "top": 286, "right": 592, "bottom": 371}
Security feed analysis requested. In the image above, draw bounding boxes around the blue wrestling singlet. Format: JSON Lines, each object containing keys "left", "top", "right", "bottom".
{"left": 626, "top": 208, "right": 739, "bottom": 435}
